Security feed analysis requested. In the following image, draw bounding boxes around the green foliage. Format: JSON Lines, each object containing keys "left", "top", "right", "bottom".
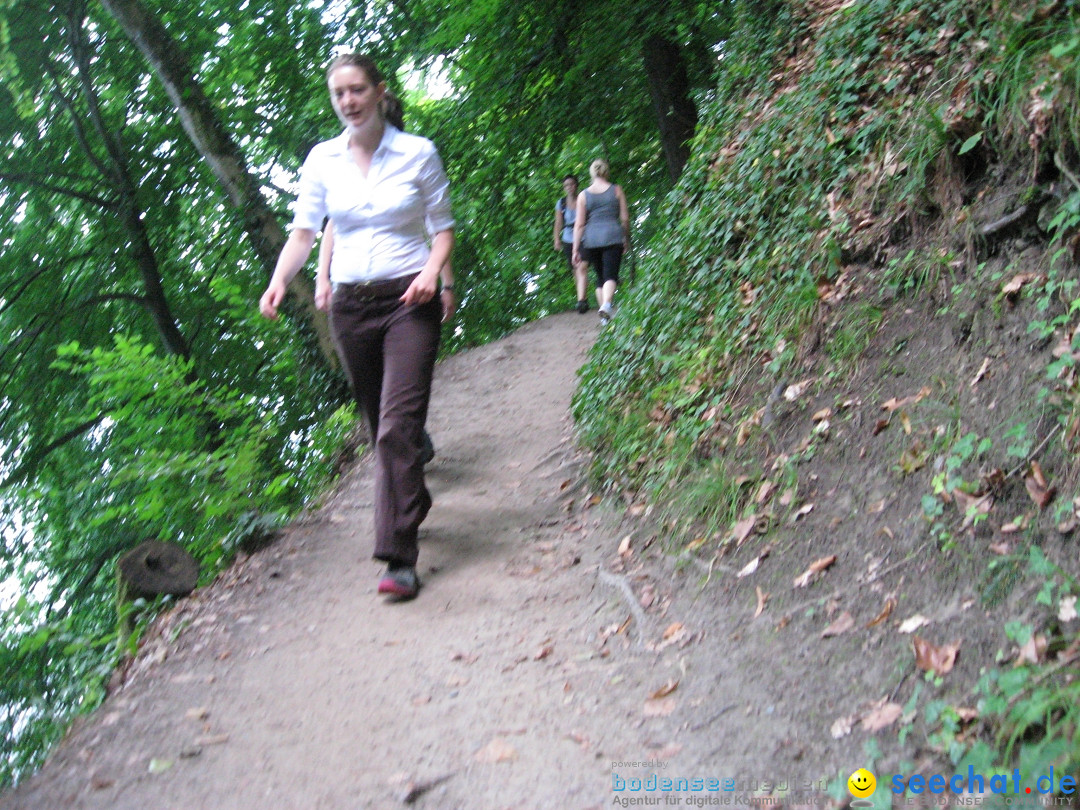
{"left": 576, "top": 0, "right": 1080, "bottom": 509}
{"left": 969, "top": 550, "right": 1080, "bottom": 778}
{"left": 49, "top": 333, "right": 312, "bottom": 568}
{"left": 0, "top": 594, "right": 123, "bottom": 786}
{"left": 0, "top": 0, "right": 349, "bottom": 781}
{"left": 578, "top": 0, "right": 997, "bottom": 494}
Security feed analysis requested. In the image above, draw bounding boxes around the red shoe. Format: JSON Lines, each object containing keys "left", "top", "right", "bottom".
{"left": 378, "top": 566, "right": 420, "bottom": 600}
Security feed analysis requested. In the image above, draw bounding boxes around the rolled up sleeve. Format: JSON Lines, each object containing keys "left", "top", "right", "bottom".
{"left": 418, "top": 147, "right": 455, "bottom": 236}
{"left": 290, "top": 149, "right": 328, "bottom": 232}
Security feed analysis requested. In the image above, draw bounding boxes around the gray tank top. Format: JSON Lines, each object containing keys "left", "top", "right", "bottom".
{"left": 582, "top": 186, "right": 623, "bottom": 248}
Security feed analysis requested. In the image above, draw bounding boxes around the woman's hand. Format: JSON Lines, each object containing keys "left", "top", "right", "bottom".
{"left": 440, "top": 288, "right": 457, "bottom": 322}
{"left": 400, "top": 271, "right": 439, "bottom": 305}
{"left": 315, "top": 275, "right": 333, "bottom": 311}
{"left": 259, "top": 280, "right": 288, "bottom": 319}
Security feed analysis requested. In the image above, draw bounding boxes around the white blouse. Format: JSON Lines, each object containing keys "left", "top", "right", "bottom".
{"left": 290, "top": 125, "right": 455, "bottom": 284}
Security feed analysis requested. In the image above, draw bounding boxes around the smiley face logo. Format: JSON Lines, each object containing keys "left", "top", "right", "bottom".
{"left": 847, "top": 768, "right": 877, "bottom": 798}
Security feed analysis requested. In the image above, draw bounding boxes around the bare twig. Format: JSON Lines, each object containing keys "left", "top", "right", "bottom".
{"left": 1055, "top": 151, "right": 1080, "bottom": 193}
{"left": 1005, "top": 423, "right": 1061, "bottom": 480}
{"left": 597, "top": 569, "right": 651, "bottom": 644}
{"left": 776, "top": 541, "right": 929, "bottom": 620}
{"left": 980, "top": 204, "right": 1031, "bottom": 238}
{"left": 398, "top": 772, "right": 455, "bottom": 804}
{"left": 688, "top": 703, "right": 738, "bottom": 732}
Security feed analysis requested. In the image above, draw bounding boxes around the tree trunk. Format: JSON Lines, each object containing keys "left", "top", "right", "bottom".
{"left": 641, "top": 34, "right": 698, "bottom": 183}
{"left": 99, "top": 0, "right": 336, "bottom": 365}
{"left": 65, "top": 17, "right": 192, "bottom": 361}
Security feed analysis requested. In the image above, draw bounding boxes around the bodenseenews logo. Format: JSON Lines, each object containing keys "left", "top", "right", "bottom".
{"left": 613, "top": 774, "right": 736, "bottom": 792}
{"left": 891, "top": 767, "right": 1076, "bottom": 798}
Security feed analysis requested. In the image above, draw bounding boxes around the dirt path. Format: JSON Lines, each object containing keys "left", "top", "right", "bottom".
{"left": 3, "top": 312, "right": 853, "bottom": 810}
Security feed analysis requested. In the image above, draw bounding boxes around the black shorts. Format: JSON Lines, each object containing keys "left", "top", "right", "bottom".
{"left": 581, "top": 244, "right": 623, "bottom": 286}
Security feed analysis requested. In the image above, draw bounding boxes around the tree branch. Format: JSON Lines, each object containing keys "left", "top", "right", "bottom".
{"left": 0, "top": 171, "right": 115, "bottom": 210}
{"left": 1, "top": 414, "right": 108, "bottom": 492}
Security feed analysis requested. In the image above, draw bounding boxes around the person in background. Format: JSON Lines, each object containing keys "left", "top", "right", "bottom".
{"left": 553, "top": 174, "right": 590, "bottom": 313}
{"left": 316, "top": 91, "right": 454, "bottom": 465}
{"left": 259, "top": 53, "right": 454, "bottom": 601}
{"left": 572, "top": 159, "right": 629, "bottom": 324}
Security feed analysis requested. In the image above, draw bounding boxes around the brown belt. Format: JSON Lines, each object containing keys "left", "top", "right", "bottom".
{"left": 333, "top": 274, "right": 417, "bottom": 300}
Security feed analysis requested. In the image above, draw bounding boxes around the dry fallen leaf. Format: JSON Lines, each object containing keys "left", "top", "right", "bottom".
{"left": 860, "top": 700, "right": 903, "bottom": 732}
{"left": 1025, "top": 475, "right": 1056, "bottom": 509}
{"left": 829, "top": 714, "right": 855, "bottom": 739}
{"left": 643, "top": 697, "right": 677, "bottom": 717}
{"left": 737, "top": 547, "right": 770, "bottom": 579}
{"left": 1015, "top": 633, "right": 1048, "bottom": 666}
{"left": 953, "top": 490, "right": 993, "bottom": 529}
{"left": 812, "top": 407, "right": 832, "bottom": 422}
{"left": 737, "top": 557, "right": 761, "bottom": 578}
{"left": 90, "top": 775, "right": 114, "bottom": 790}
{"left": 754, "top": 586, "right": 769, "bottom": 619}
{"left": 1030, "top": 460, "right": 1048, "bottom": 488}
{"left": 1060, "top": 595, "right": 1078, "bottom": 622}
{"left": 913, "top": 636, "right": 961, "bottom": 675}
{"left": 755, "top": 480, "right": 776, "bottom": 505}
{"left": 898, "top": 614, "right": 930, "bottom": 634}
{"left": 1000, "top": 514, "right": 1029, "bottom": 533}
{"left": 662, "top": 622, "right": 685, "bottom": 639}
{"left": 650, "top": 680, "right": 679, "bottom": 699}
{"left": 731, "top": 515, "right": 757, "bottom": 547}
{"left": 880, "top": 387, "right": 930, "bottom": 412}
{"left": 865, "top": 597, "right": 896, "bottom": 628}
{"left": 793, "top": 555, "right": 836, "bottom": 588}
{"left": 793, "top": 502, "right": 815, "bottom": 521}
{"left": 1002, "top": 272, "right": 1037, "bottom": 296}
{"left": 474, "top": 737, "right": 518, "bottom": 763}
{"left": 618, "top": 535, "right": 633, "bottom": 557}
{"left": 898, "top": 442, "right": 927, "bottom": 475}
{"left": 193, "top": 733, "right": 229, "bottom": 746}
{"left": 637, "top": 583, "right": 656, "bottom": 609}
{"left": 899, "top": 411, "right": 912, "bottom": 435}
{"left": 533, "top": 642, "right": 554, "bottom": 661}
{"left": 783, "top": 379, "right": 814, "bottom": 401}
{"left": 955, "top": 706, "right": 980, "bottom": 724}
{"left": 821, "top": 611, "right": 855, "bottom": 638}
{"left": 970, "top": 357, "right": 991, "bottom": 387}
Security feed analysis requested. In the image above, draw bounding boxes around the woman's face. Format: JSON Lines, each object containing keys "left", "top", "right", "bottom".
{"left": 328, "top": 65, "right": 385, "bottom": 132}
{"left": 563, "top": 178, "right": 578, "bottom": 197}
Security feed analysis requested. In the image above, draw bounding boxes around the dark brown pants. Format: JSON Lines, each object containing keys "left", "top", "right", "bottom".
{"left": 330, "top": 277, "right": 441, "bottom": 567}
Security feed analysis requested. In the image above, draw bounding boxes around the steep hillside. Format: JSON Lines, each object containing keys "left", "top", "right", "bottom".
{"left": 578, "top": 0, "right": 1080, "bottom": 784}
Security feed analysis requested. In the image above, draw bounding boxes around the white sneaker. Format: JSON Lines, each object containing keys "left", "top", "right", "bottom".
{"left": 598, "top": 303, "right": 613, "bottom": 323}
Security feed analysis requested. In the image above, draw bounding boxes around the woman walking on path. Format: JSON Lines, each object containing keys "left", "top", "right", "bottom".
{"left": 259, "top": 53, "right": 455, "bottom": 601}
{"left": 553, "top": 174, "right": 590, "bottom": 313}
{"left": 572, "top": 159, "right": 629, "bottom": 323}
{"left": 316, "top": 91, "right": 454, "bottom": 465}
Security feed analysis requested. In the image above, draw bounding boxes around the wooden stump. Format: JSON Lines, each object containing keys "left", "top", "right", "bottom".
{"left": 116, "top": 540, "right": 199, "bottom": 600}
{"left": 115, "top": 540, "right": 198, "bottom": 644}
